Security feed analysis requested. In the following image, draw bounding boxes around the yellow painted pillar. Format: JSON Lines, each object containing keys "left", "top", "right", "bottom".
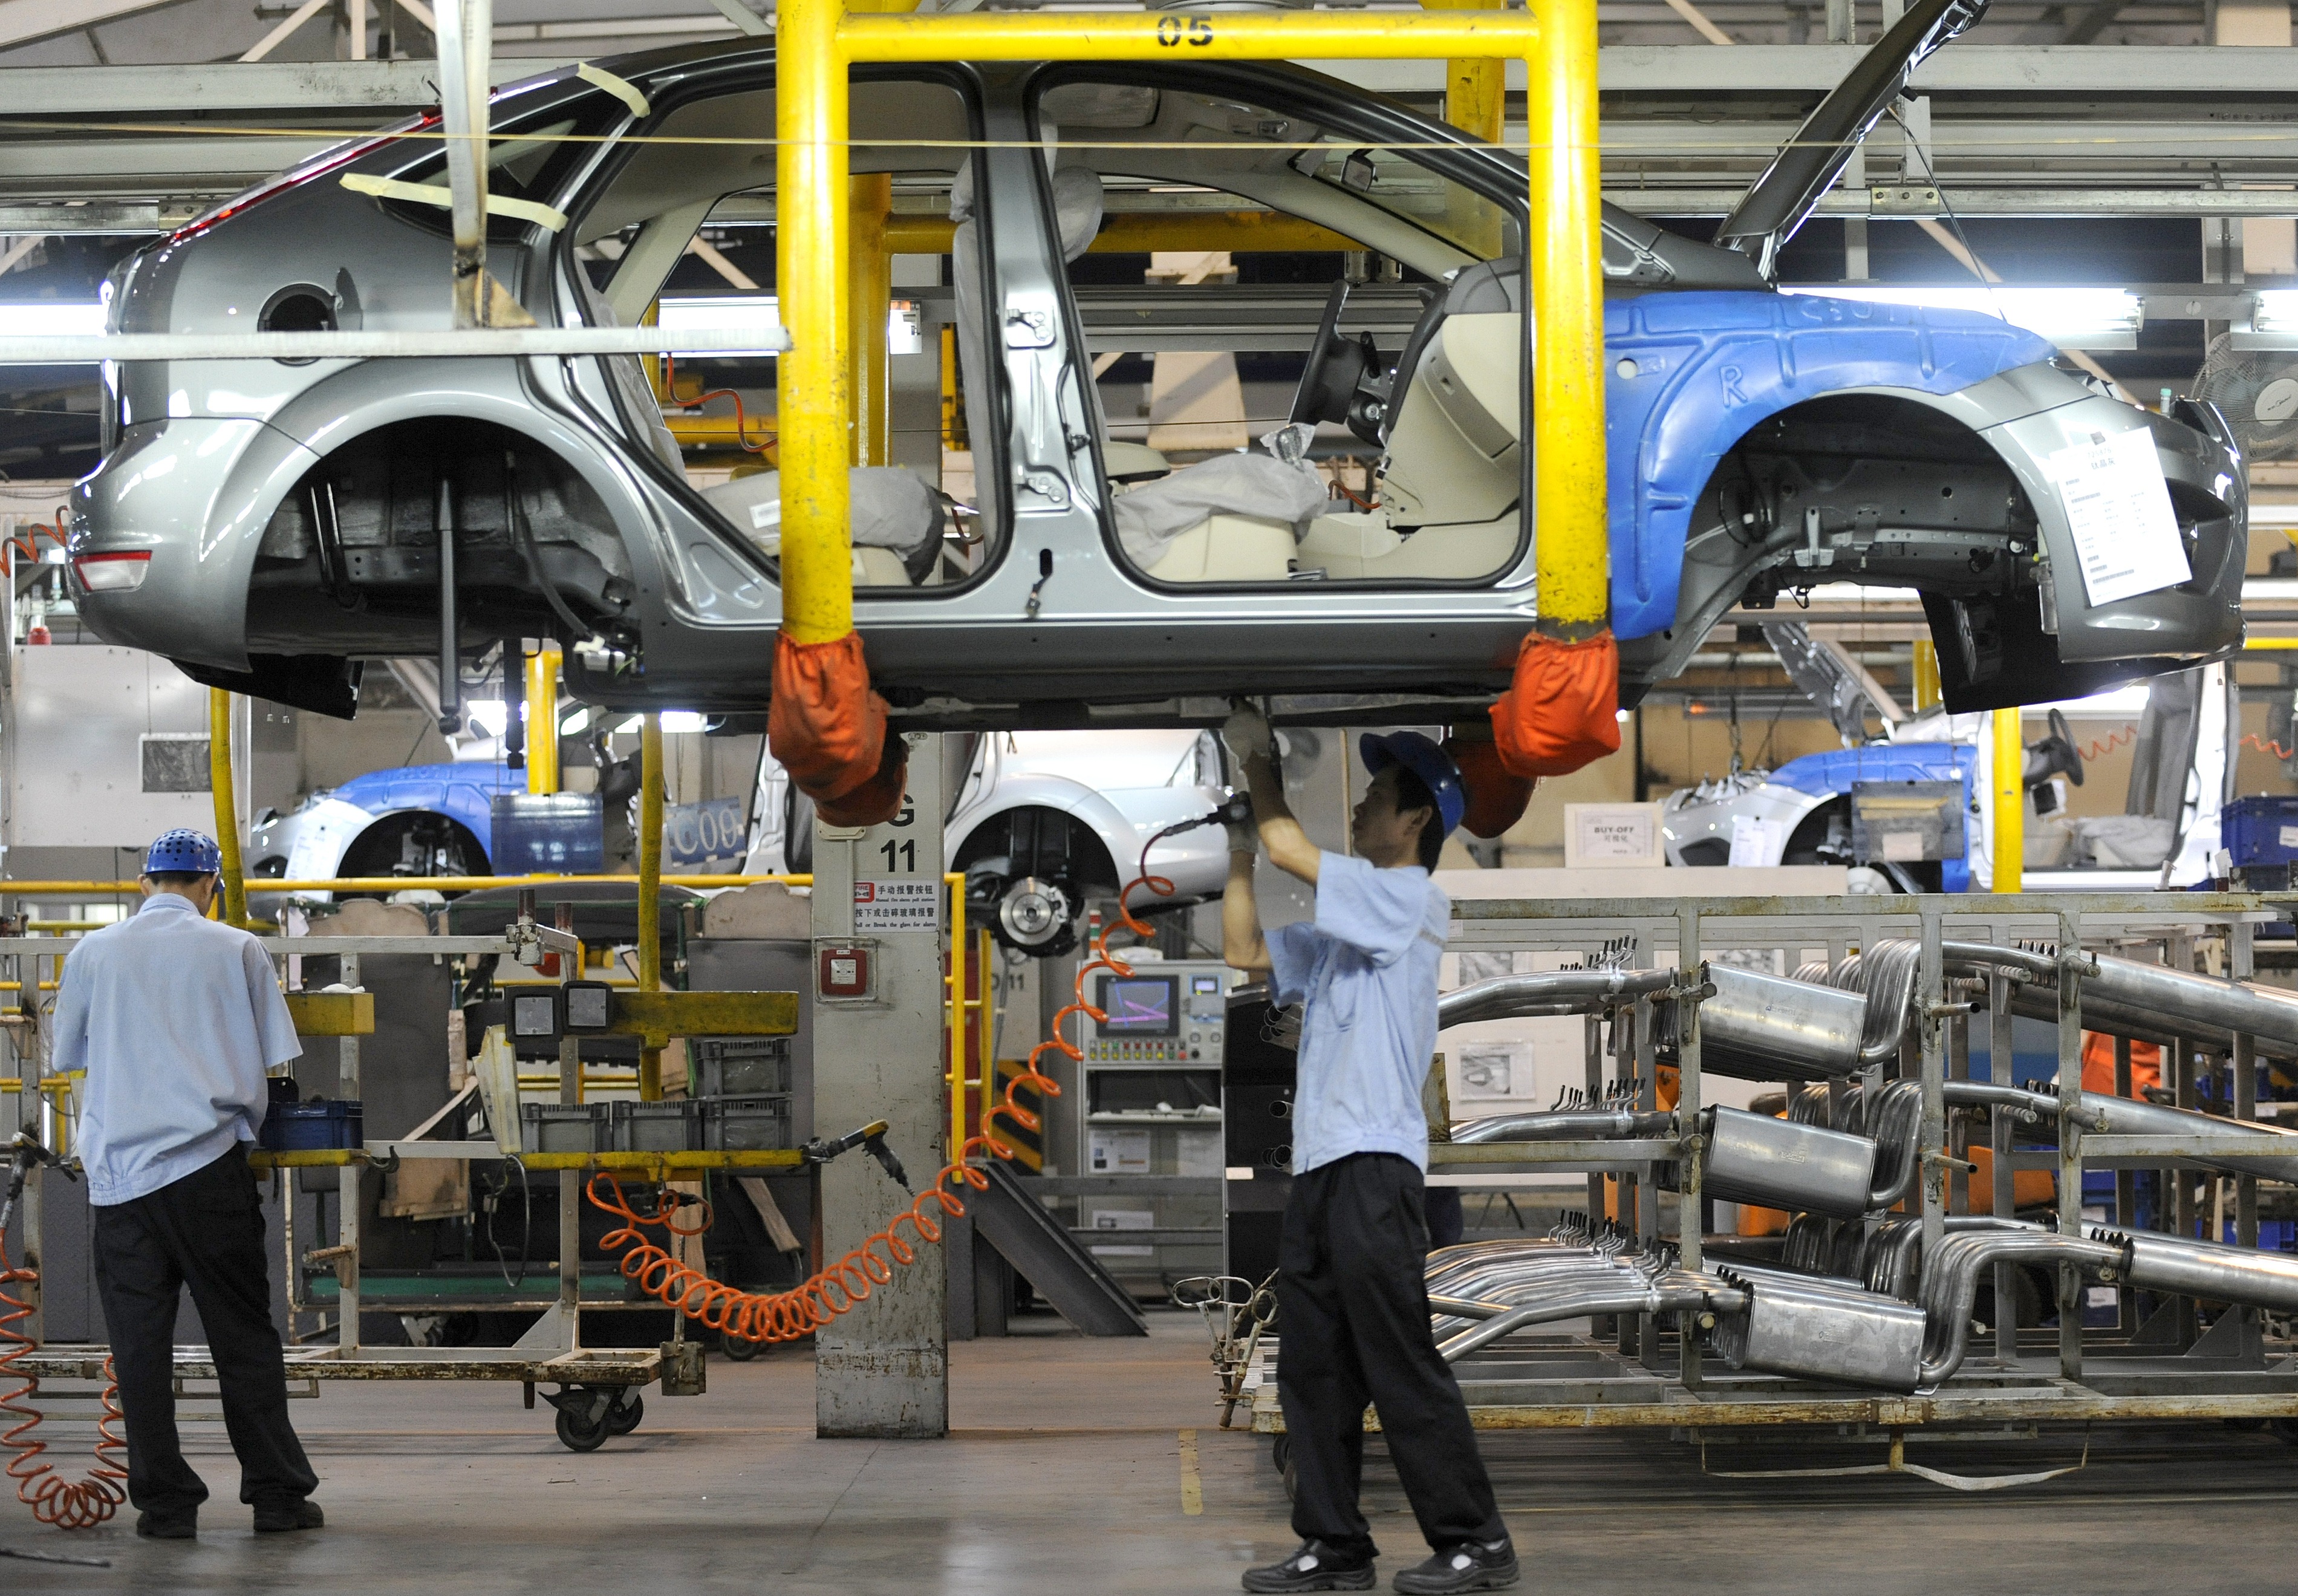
{"left": 1991, "top": 706, "right": 2023, "bottom": 894}
{"left": 637, "top": 713, "right": 665, "bottom": 1099}
{"left": 524, "top": 641, "right": 562, "bottom": 796}
{"left": 1912, "top": 639, "right": 1941, "bottom": 712}
{"left": 1526, "top": 0, "right": 1608, "bottom": 638}
{"left": 207, "top": 687, "right": 247, "bottom": 927}
{"left": 850, "top": 172, "right": 893, "bottom": 467}
{"left": 774, "top": 0, "right": 853, "bottom": 646}
{"left": 1424, "top": 0, "right": 1505, "bottom": 142}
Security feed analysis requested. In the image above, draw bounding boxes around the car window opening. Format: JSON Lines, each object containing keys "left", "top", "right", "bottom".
{"left": 1037, "top": 77, "right": 1530, "bottom": 591}
{"left": 562, "top": 77, "right": 997, "bottom": 599}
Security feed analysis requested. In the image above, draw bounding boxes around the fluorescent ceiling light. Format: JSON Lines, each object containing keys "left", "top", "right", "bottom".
{"left": 657, "top": 295, "right": 918, "bottom": 358}
{"left": 659, "top": 711, "right": 708, "bottom": 734}
{"left": 656, "top": 295, "right": 782, "bottom": 358}
{"left": 1780, "top": 285, "right": 2142, "bottom": 350}
{"left": 0, "top": 302, "right": 105, "bottom": 339}
{"left": 2023, "top": 685, "right": 2151, "bottom": 718}
{"left": 2254, "top": 290, "right": 2298, "bottom": 334}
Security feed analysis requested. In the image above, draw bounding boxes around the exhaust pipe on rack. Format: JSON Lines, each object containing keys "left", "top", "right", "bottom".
{"left": 1945, "top": 940, "right": 2298, "bottom": 1060}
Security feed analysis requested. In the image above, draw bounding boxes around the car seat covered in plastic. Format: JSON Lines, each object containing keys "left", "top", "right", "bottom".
{"left": 703, "top": 467, "right": 945, "bottom": 587}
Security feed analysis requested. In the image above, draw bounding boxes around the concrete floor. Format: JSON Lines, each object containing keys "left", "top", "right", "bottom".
{"left": 7, "top": 1312, "right": 2298, "bottom": 1593}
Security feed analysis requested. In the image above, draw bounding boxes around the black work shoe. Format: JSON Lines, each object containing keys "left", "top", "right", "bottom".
{"left": 252, "top": 1499, "right": 325, "bottom": 1533}
{"left": 1243, "top": 1539, "right": 1378, "bottom": 1593}
{"left": 1393, "top": 1540, "right": 1518, "bottom": 1595}
{"left": 136, "top": 1510, "right": 197, "bottom": 1539}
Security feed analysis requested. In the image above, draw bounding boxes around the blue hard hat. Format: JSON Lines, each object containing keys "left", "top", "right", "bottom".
{"left": 1358, "top": 732, "right": 1465, "bottom": 838}
{"left": 145, "top": 828, "right": 223, "bottom": 875}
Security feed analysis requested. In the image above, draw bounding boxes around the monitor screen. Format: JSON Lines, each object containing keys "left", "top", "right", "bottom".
{"left": 1097, "top": 974, "right": 1178, "bottom": 1036}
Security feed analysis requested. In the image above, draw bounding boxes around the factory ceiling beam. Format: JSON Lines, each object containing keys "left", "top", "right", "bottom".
{"left": 2057, "top": 0, "right": 2129, "bottom": 44}
{"left": 0, "top": 0, "right": 192, "bottom": 50}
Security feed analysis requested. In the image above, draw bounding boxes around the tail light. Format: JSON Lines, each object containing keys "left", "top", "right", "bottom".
{"left": 73, "top": 551, "right": 151, "bottom": 593}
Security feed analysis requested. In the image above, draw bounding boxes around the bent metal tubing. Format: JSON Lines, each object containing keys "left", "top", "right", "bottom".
{"left": 781, "top": 0, "right": 1607, "bottom": 648}
{"left": 1915, "top": 1230, "right": 2126, "bottom": 1386}
{"left": 1437, "top": 968, "right": 1680, "bottom": 1030}
{"left": 1943, "top": 939, "right": 2298, "bottom": 1058}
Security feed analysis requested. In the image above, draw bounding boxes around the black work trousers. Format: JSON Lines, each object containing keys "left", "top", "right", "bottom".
{"left": 92, "top": 1144, "right": 318, "bottom": 1518}
{"left": 1277, "top": 1152, "right": 1504, "bottom": 1554}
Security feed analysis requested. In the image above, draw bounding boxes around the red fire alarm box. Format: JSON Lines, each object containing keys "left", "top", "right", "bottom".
{"left": 818, "top": 944, "right": 872, "bottom": 1000}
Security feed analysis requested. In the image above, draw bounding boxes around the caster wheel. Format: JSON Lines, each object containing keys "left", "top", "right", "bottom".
{"left": 556, "top": 1404, "right": 611, "bottom": 1452}
{"left": 608, "top": 1389, "right": 644, "bottom": 1436}
{"left": 1269, "top": 1436, "right": 1291, "bottom": 1472}
{"left": 720, "top": 1333, "right": 761, "bottom": 1362}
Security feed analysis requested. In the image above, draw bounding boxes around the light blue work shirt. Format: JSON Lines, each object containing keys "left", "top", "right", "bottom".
{"left": 51, "top": 892, "right": 302, "bottom": 1206}
{"left": 1266, "top": 852, "right": 1448, "bottom": 1176}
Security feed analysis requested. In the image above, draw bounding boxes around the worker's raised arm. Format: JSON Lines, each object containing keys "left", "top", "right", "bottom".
{"left": 1221, "top": 843, "right": 1271, "bottom": 974}
{"left": 1225, "top": 709, "right": 1320, "bottom": 885}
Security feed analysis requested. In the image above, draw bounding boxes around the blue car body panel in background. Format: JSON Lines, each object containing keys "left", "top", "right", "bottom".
{"left": 1604, "top": 292, "right": 2059, "bottom": 641}
{"left": 1770, "top": 741, "right": 1981, "bottom": 891}
{"left": 327, "top": 763, "right": 524, "bottom": 863}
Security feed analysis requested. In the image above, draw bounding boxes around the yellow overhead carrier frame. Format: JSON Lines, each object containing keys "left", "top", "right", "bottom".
{"left": 773, "top": 0, "right": 1610, "bottom": 647}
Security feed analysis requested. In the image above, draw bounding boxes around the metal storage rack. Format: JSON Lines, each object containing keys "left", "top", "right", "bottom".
{"left": 1245, "top": 890, "right": 2298, "bottom": 1444}
{"left": 2, "top": 927, "right": 797, "bottom": 1448}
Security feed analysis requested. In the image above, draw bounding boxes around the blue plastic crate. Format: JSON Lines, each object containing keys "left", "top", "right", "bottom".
{"left": 260, "top": 1099, "right": 362, "bottom": 1151}
{"left": 2224, "top": 796, "right": 2298, "bottom": 867}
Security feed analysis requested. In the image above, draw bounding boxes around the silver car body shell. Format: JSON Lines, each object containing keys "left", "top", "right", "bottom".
{"left": 68, "top": 51, "right": 2245, "bottom": 726}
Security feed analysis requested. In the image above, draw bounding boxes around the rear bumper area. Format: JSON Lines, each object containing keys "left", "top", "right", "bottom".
{"left": 70, "top": 415, "right": 318, "bottom": 671}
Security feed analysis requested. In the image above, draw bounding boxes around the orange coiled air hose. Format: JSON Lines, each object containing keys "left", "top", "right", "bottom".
{"left": 591, "top": 843, "right": 1186, "bottom": 1343}
{"left": 0, "top": 1239, "right": 126, "bottom": 1529}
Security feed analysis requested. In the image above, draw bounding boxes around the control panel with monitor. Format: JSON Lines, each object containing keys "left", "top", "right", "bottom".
{"left": 1084, "top": 968, "right": 1227, "bottom": 1063}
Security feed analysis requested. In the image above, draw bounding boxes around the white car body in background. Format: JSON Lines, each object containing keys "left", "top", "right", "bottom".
{"left": 746, "top": 729, "right": 1231, "bottom": 953}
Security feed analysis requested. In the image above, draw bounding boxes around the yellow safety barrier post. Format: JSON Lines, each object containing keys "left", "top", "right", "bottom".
{"left": 207, "top": 686, "right": 247, "bottom": 927}
{"left": 780, "top": 0, "right": 1606, "bottom": 657}
{"left": 1992, "top": 707, "right": 2023, "bottom": 894}
{"left": 637, "top": 713, "right": 666, "bottom": 1099}
{"left": 525, "top": 640, "right": 562, "bottom": 795}
{"left": 1912, "top": 639, "right": 1942, "bottom": 712}
{"left": 948, "top": 871, "right": 966, "bottom": 1160}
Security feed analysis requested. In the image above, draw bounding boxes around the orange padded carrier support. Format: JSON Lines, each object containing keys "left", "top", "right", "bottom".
{"left": 767, "top": 630, "right": 909, "bottom": 828}
{"left": 1445, "top": 734, "right": 1535, "bottom": 840}
{"left": 1489, "top": 631, "right": 1621, "bottom": 779}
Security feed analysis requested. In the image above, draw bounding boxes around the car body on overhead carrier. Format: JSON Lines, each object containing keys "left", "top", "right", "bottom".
{"left": 65, "top": 0, "right": 2242, "bottom": 732}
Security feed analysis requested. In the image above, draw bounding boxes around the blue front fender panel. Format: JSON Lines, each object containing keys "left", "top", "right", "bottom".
{"left": 1605, "top": 292, "right": 2057, "bottom": 640}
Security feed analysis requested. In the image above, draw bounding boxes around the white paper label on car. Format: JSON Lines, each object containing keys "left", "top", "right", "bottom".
{"left": 2046, "top": 427, "right": 2190, "bottom": 607}
{"left": 2280, "top": 825, "right": 2298, "bottom": 850}
{"left": 1727, "top": 813, "right": 1784, "bottom": 867}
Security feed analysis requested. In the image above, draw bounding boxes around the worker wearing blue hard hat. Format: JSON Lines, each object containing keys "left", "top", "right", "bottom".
{"left": 1218, "top": 712, "right": 1514, "bottom": 1596}
{"left": 50, "top": 829, "right": 321, "bottom": 1539}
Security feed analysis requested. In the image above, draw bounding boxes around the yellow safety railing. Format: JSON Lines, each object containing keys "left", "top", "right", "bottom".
{"left": 775, "top": 0, "right": 1609, "bottom": 645}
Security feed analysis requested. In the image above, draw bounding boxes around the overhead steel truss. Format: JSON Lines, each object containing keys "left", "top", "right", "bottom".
{"left": 0, "top": 45, "right": 2295, "bottom": 232}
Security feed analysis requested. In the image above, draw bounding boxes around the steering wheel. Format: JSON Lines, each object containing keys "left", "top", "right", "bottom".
{"left": 1289, "top": 279, "right": 1370, "bottom": 430}
{"left": 2052, "top": 707, "right": 2084, "bottom": 787}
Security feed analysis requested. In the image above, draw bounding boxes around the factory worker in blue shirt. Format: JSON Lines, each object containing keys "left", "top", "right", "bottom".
{"left": 1220, "top": 712, "right": 1514, "bottom": 1596}
{"left": 50, "top": 829, "right": 322, "bottom": 1540}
